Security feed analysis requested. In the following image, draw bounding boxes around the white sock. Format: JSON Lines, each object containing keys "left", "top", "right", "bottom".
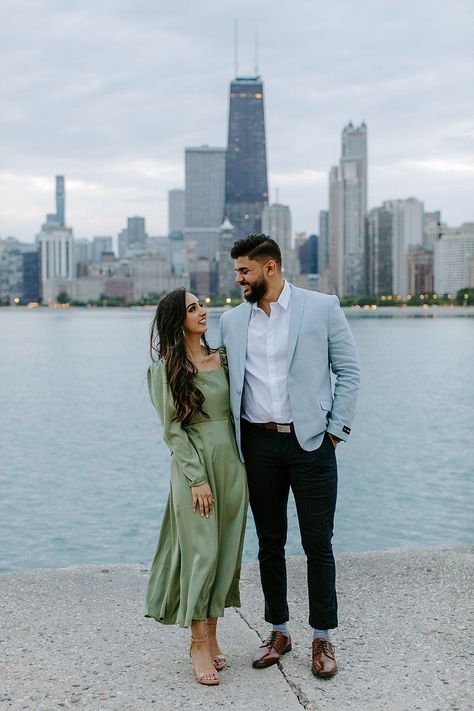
{"left": 272, "top": 622, "right": 289, "bottom": 636}
{"left": 313, "top": 628, "right": 331, "bottom": 641}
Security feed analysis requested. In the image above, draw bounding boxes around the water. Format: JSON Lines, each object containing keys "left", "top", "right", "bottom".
{"left": 0, "top": 308, "right": 473, "bottom": 573}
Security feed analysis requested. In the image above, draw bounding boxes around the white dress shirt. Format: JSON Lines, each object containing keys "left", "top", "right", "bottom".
{"left": 242, "top": 279, "right": 292, "bottom": 423}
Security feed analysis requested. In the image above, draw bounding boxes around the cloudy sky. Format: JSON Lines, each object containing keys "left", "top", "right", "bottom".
{"left": 1, "top": 0, "right": 473, "bottom": 243}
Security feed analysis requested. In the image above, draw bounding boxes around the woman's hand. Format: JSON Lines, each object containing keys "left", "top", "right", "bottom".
{"left": 191, "top": 483, "right": 214, "bottom": 518}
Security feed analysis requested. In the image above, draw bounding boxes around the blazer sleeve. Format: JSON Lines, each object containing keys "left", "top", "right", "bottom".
{"left": 327, "top": 296, "right": 360, "bottom": 441}
{"left": 147, "top": 362, "right": 207, "bottom": 487}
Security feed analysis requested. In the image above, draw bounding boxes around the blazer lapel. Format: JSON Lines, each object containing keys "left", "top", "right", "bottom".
{"left": 236, "top": 302, "right": 252, "bottom": 384}
{"left": 287, "top": 285, "right": 305, "bottom": 367}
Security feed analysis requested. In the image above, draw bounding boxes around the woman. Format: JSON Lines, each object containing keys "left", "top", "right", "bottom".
{"left": 145, "top": 289, "right": 248, "bottom": 686}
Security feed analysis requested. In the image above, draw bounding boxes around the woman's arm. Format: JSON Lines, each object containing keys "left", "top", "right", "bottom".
{"left": 147, "top": 362, "right": 207, "bottom": 488}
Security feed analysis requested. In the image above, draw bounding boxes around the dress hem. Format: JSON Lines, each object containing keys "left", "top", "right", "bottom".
{"left": 145, "top": 599, "right": 241, "bottom": 628}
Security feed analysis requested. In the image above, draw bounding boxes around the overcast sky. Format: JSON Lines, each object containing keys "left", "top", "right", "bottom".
{"left": 1, "top": 0, "right": 473, "bottom": 243}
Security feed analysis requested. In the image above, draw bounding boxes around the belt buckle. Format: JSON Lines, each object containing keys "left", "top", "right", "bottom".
{"left": 276, "top": 424, "right": 291, "bottom": 433}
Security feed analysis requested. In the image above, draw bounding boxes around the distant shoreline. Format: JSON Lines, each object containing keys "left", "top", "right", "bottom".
{"left": 1, "top": 304, "right": 474, "bottom": 317}
{"left": 343, "top": 304, "right": 474, "bottom": 317}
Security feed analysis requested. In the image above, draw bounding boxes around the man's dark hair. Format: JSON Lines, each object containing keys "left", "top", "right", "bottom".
{"left": 230, "top": 234, "right": 282, "bottom": 267}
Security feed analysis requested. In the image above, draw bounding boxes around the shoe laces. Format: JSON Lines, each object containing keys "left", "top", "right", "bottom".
{"left": 313, "top": 638, "right": 335, "bottom": 659}
{"left": 264, "top": 631, "right": 280, "bottom": 649}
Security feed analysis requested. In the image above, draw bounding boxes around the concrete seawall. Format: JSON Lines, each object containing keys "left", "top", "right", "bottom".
{"left": 1, "top": 546, "right": 472, "bottom": 710}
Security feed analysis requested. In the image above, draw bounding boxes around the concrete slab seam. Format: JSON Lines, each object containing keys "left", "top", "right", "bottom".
{"left": 232, "top": 607, "right": 309, "bottom": 709}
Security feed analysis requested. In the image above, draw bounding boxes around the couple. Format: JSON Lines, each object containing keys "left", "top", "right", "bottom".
{"left": 145, "top": 234, "right": 360, "bottom": 686}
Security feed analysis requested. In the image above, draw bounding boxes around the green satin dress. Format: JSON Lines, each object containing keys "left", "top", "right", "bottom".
{"left": 145, "top": 351, "right": 248, "bottom": 628}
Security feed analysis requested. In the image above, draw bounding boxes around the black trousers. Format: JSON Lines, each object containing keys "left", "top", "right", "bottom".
{"left": 241, "top": 420, "right": 338, "bottom": 629}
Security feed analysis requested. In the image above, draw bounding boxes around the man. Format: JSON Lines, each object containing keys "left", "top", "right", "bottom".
{"left": 218, "top": 234, "right": 359, "bottom": 678}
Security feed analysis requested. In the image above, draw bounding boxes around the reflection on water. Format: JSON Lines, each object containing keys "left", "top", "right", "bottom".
{"left": 0, "top": 309, "right": 473, "bottom": 572}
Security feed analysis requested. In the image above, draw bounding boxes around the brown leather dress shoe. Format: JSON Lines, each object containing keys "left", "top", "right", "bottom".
{"left": 252, "top": 631, "right": 292, "bottom": 668}
{"left": 312, "top": 638, "right": 338, "bottom": 678}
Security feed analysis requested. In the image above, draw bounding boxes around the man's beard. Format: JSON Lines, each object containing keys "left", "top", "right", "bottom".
{"left": 243, "top": 276, "right": 268, "bottom": 303}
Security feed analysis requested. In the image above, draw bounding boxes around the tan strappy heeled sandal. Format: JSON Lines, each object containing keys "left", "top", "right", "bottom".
{"left": 206, "top": 621, "right": 227, "bottom": 671}
{"left": 189, "top": 636, "right": 220, "bottom": 686}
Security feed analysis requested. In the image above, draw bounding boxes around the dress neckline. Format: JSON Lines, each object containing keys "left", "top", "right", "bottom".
{"left": 195, "top": 348, "right": 226, "bottom": 374}
{"left": 195, "top": 366, "right": 224, "bottom": 375}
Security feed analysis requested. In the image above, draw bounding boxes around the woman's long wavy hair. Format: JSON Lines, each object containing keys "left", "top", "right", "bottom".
{"left": 150, "top": 288, "right": 211, "bottom": 425}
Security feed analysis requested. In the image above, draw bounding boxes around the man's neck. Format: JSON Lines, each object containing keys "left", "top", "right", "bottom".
{"left": 258, "top": 278, "right": 285, "bottom": 316}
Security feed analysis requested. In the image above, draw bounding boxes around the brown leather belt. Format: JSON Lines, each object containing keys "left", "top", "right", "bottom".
{"left": 248, "top": 421, "right": 295, "bottom": 433}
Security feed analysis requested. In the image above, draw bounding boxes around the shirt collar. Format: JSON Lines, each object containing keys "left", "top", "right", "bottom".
{"left": 251, "top": 279, "right": 291, "bottom": 312}
{"left": 278, "top": 279, "right": 291, "bottom": 310}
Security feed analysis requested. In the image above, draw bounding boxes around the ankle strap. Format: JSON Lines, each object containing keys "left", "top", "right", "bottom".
{"left": 191, "top": 636, "right": 208, "bottom": 644}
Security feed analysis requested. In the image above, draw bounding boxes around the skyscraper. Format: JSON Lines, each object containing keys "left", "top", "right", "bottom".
{"left": 92, "top": 236, "right": 113, "bottom": 264}
{"left": 217, "top": 218, "right": 236, "bottom": 296}
{"left": 168, "top": 189, "right": 186, "bottom": 277}
{"left": 423, "top": 211, "right": 442, "bottom": 246}
{"left": 46, "top": 175, "right": 66, "bottom": 226}
{"left": 168, "top": 189, "right": 185, "bottom": 234}
{"left": 328, "top": 165, "right": 343, "bottom": 295}
{"left": 366, "top": 198, "right": 424, "bottom": 297}
{"left": 184, "top": 145, "right": 226, "bottom": 295}
{"left": 261, "top": 202, "right": 297, "bottom": 278}
{"left": 169, "top": 231, "right": 186, "bottom": 277}
{"left": 298, "top": 234, "right": 318, "bottom": 274}
{"left": 390, "top": 198, "right": 424, "bottom": 298}
{"left": 317, "top": 210, "right": 330, "bottom": 291}
{"left": 38, "top": 221, "right": 75, "bottom": 303}
{"left": 37, "top": 177, "right": 75, "bottom": 303}
{"left": 367, "top": 204, "right": 393, "bottom": 295}
{"left": 184, "top": 145, "right": 226, "bottom": 261}
{"left": 56, "top": 176, "right": 65, "bottom": 226}
{"left": 434, "top": 225, "right": 474, "bottom": 294}
{"left": 0, "top": 238, "right": 24, "bottom": 303}
{"left": 118, "top": 216, "right": 148, "bottom": 257}
{"left": 407, "top": 246, "right": 434, "bottom": 295}
{"left": 318, "top": 210, "right": 329, "bottom": 275}
{"left": 328, "top": 123, "right": 368, "bottom": 296}
{"left": 225, "top": 76, "right": 268, "bottom": 239}
{"left": 341, "top": 122, "right": 367, "bottom": 294}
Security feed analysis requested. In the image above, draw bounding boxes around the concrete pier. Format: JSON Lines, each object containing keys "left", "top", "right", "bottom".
{"left": 1, "top": 546, "right": 472, "bottom": 710}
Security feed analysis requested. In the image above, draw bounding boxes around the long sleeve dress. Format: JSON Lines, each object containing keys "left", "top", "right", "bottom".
{"left": 145, "top": 351, "right": 248, "bottom": 628}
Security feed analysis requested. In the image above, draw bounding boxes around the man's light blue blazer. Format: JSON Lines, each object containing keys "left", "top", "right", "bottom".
{"left": 217, "top": 283, "right": 360, "bottom": 460}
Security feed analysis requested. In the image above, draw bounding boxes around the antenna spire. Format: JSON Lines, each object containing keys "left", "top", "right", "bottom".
{"left": 234, "top": 19, "right": 239, "bottom": 77}
{"left": 254, "top": 26, "right": 259, "bottom": 76}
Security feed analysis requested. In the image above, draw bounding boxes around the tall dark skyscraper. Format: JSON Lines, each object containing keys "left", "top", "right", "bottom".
{"left": 225, "top": 76, "right": 268, "bottom": 239}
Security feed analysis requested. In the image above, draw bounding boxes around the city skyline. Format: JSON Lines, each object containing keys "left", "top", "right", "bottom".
{"left": 1, "top": 0, "right": 473, "bottom": 241}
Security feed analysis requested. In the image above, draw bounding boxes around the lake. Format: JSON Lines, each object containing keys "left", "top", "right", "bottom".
{"left": 0, "top": 308, "right": 473, "bottom": 573}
